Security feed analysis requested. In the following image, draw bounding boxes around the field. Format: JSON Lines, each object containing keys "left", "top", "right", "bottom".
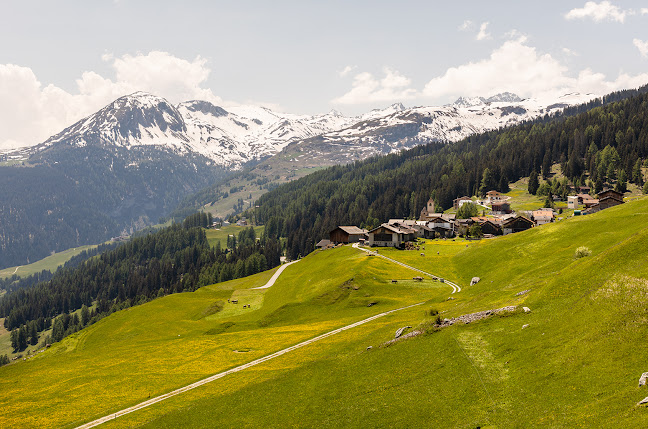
{"left": 0, "top": 244, "right": 99, "bottom": 279}
{"left": 205, "top": 225, "right": 265, "bottom": 248}
{"left": 3, "top": 197, "right": 648, "bottom": 427}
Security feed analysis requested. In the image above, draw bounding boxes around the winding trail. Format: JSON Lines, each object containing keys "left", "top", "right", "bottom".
{"left": 353, "top": 243, "right": 461, "bottom": 293}
{"left": 74, "top": 301, "right": 424, "bottom": 429}
{"left": 252, "top": 260, "right": 299, "bottom": 289}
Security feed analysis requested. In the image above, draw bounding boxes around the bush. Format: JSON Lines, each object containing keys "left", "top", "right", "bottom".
{"left": 428, "top": 308, "right": 439, "bottom": 316}
{"left": 574, "top": 246, "right": 592, "bottom": 258}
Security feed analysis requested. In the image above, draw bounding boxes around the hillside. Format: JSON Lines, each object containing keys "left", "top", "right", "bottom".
{"left": 251, "top": 85, "right": 648, "bottom": 259}
{"left": 2, "top": 197, "right": 648, "bottom": 427}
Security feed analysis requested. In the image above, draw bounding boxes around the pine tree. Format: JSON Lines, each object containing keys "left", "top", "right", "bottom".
{"left": 632, "top": 159, "right": 644, "bottom": 185}
{"left": 528, "top": 171, "right": 539, "bottom": 195}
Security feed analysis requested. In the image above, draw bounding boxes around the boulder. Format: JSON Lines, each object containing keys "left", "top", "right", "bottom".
{"left": 522, "top": 324, "right": 529, "bottom": 329}
{"left": 394, "top": 326, "right": 412, "bottom": 339}
{"left": 470, "top": 277, "right": 481, "bottom": 286}
{"left": 639, "top": 372, "right": 648, "bottom": 387}
{"left": 523, "top": 307, "right": 531, "bottom": 313}
{"left": 366, "top": 346, "right": 373, "bottom": 351}
{"left": 638, "top": 396, "right": 648, "bottom": 405}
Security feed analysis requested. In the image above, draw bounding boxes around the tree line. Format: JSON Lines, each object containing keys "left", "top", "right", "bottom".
{"left": 0, "top": 221, "right": 281, "bottom": 351}
{"left": 249, "top": 84, "right": 648, "bottom": 259}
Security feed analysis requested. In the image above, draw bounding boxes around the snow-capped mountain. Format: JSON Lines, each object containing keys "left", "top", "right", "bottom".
{"left": 12, "top": 90, "right": 597, "bottom": 170}
{"left": 31, "top": 92, "right": 355, "bottom": 168}
{"left": 273, "top": 92, "right": 598, "bottom": 167}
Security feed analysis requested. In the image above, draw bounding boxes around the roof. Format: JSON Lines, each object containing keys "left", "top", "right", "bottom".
{"left": 453, "top": 196, "right": 472, "bottom": 202}
{"left": 491, "top": 201, "right": 510, "bottom": 207}
{"left": 503, "top": 216, "right": 534, "bottom": 227}
{"left": 471, "top": 216, "right": 502, "bottom": 225}
{"left": 486, "top": 190, "right": 501, "bottom": 196}
{"left": 331, "top": 226, "right": 367, "bottom": 235}
{"left": 532, "top": 210, "right": 554, "bottom": 217}
{"left": 316, "top": 239, "right": 331, "bottom": 247}
{"left": 577, "top": 193, "right": 596, "bottom": 200}
{"left": 369, "top": 223, "right": 416, "bottom": 234}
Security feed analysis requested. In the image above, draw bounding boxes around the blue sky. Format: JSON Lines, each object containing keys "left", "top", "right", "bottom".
{"left": 1, "top": 0, "right": 648, "bottom": 149}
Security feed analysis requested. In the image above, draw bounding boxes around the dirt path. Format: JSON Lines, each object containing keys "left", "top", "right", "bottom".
{"left": 74, "top": 301, "right": 424, "bottom": 428}
{"left": 252, "top": 260, "right": 299, "bottom": 289}
{"left": 353, "top": 243, "right": 461, "bottom": 293}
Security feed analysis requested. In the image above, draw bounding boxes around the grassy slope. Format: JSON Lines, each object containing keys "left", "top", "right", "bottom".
{"left": 0, "top": 247, "right": 445, "bottom": 428}
{"left": 205, "top": 225, "right": 265, "bottom": 248}
{"left": 0, "top": 244, "right": 98, "bottom": 279}
{"left": 106, "top": 196, "right": 648, "bottom": 428}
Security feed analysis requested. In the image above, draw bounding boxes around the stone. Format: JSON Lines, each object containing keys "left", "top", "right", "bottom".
{"left": 394, "top": 326, "right": 409, "bottom": 339}
{"left": 470, "top": 277, "right": 481, "bottom": 286}
{"left": 366, "top": 346, "right": 373, "bottom": 350}
{"left": 516, "top": 289, "right": 530, "bottom": 296}
{"left": 638, "top": 396, "right": 648, "bottom": 405}
{"left": 523, "top": 307, "right": 531, "bottom": 313}
{"left": 639, "top": 372, "right": 648, "bottom": 387}
{"left": 522, "top": 324, "right": 529, "bottom": 329}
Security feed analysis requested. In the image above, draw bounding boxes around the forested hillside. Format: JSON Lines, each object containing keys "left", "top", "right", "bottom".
{"left": 0, "top": 145, "right": 226, "bottom": 269}
{"left": 0, "top": 222, "right": 281, "bottom": 350}
{"left": 252, "top": 85, "right": 648, "bottom": 258}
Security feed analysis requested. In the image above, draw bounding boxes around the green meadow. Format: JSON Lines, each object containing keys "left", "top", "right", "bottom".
{"left": 3, "top": 197, "right": 648, "bottom": 427}
{"left": 0, "top": 244, "right": 99, "bottom": 279}
{"left": 205, "top": 224, "right": 265, "bottom": 248}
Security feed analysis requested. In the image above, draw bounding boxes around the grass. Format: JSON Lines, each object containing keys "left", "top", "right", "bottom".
{"left": 4, "top": 197, "right": 648, "bottom": 427}
{"left": 205, "top": 225, "right": 265, "bottom": 248}
{"left": 0, "top": 247, "right": 445, "bottom": 428}
{"left": 0, "top": 244, "right": 99, "bottom": 279}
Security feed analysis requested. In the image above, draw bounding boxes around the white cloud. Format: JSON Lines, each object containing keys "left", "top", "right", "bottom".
{"left": 458, "top": 20, "right": 473, "bottom": 31}
{"left": 331, "top": 67, "right": 417, "bottom": 105}
{"left": 332, "top": 36, "right": 648, "bottom": 107}
{"left": 476, "top": 22, "right": 491, "bottom": 41}
{"left": 634, "top": 39, "right": 648, "bottom": 57}
{"left": 562, "top": 47, "right": 579, "bottom": 56}
{"left": 0, "top": 51, "right": 224, "bottom": 150}
{"left": 422, "top": 36, "right": 648, "bottom": 101}
{"left": 565, "top": 1, "right": 628, "bottom": 23}
{"left": 338, "top": 65, "right": 356, "bottom": 77}
{"left": 642, "top": 7, "right": 648, "bottom": 14}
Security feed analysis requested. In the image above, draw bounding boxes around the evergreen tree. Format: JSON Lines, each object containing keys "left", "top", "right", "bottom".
{"left": 81, "top": 305, "right": 90, "bottom": 326}
{"left": 18, "top": 325, "right": 28, "bottom": 351}
{"left": 457, "top": 202, "right": 478, "bottom": 219}
{"left": 10, "top": 329, "right": 19, "bottom": 352}
{"left": 632, "top": 159, "right": 644, "bottom": 185}
{"left": 616, "top": 170, "right": 628, "bottom": 193}
{"left": 29, "top": 321, "right": 38, "bottom": 346}
{"left": 528, "top": 171, "right": 539, "bottom": 195}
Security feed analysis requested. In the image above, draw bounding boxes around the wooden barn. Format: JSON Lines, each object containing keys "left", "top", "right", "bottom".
{"left": 502, "top": 216, "right": 534, "bottom": 235}
{"left": 368, "top": 224, "right": 416, "bottom": 247}
{"left": 329, "top": 226, "right": 368, "bottom": 244}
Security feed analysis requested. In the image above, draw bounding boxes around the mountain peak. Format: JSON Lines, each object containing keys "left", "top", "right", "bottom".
{"left": 486, "top": 92, "right": 522, "bottom": 103}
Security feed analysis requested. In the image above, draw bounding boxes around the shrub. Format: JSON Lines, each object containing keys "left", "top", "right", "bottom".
{"left": 574, "top": 246, "right": 592, "bottom": 259}
{"left": 428, "top": 308, "right": 439, "bottom": 316}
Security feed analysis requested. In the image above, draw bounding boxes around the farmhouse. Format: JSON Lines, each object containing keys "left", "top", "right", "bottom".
{"left": 329, "top": 226, "right": 368, "bottom": 244}
{"left": 368, "top": 223, "right": 417, "bottom": 247}
{"left": 502, "top": 216, "right": 534, "bottom": 235}
{"left": 470, "top": 217, "right": 502, "bottom": 236}
{"left": 585, "top": 189, "right": 624, "bottom": 213}
{"left": 567, "top": 195, "right": 579, "bottom": 209}
{"left": 486, "top": 190, "right": 503, "bottom": 204}
{"left": 316, "top": 239, "right": 332, "bottom": 249}
{"left": 531, "top": 209, "right": 554, "bottom": 226}
{"left": 491, "top": 201, "right": 511, "bottom": 214}
{"left": 453, "top": 196, "right": 472, "bottom": 210}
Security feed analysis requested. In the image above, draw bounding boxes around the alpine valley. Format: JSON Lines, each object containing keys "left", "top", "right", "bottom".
{"left": 0, "top": 91, "right": 595, "bottom": 268}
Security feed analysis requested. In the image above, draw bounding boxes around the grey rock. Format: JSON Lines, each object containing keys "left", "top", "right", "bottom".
{"left": 394, "top": 326, "right": 412, "bottom": 338}
{"left": 638, "top": 396, "right": 648, "bottom": 405}
{"left": 523, "top": 307, "right": 531, "bottom": 313}
{"left": 516, "top": 289, "right": 530, "bottom": 296}
{"left": 470, "top": 277, "right": 481, "bottom": 286}
{"left": 639, "top": 372, "right": 648, "bottom": 387}
{"left": 366, "top": 346, "right": 373, "bottom": 350}
{"left": 522, "top": 324, "right": 530, "bottom": 329}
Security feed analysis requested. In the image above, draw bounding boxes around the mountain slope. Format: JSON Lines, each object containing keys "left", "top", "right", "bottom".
{"left": 3, "top": 198, "right": 648, "bottom": 427}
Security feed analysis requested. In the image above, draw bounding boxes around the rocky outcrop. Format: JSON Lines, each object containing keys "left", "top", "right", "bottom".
{"left": 639, "top": 372, "right": 648, "bottom": 387}
{"left": 470, "top": 277, "right": 481, "bottom": 286}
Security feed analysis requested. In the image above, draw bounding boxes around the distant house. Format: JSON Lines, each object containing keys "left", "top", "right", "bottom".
{"left": 502, "top": 216, "right": 534, "bottom": 235}
{"left": 453, "top": 196, "right": 472, "bottom": 210}
{"left": 470, "top": 217, "right": 502, "bottom": 236}
{"left": 585, "top": 189, "right": 625, "bottom": 213}
{"left": 236, "top": 219, "right": 248, "bottom": 226}
{"left": 486, "top": 190, "right": 503, "bottom": 204}
{"left": 454, "top": 218, "right": 474, "bottom": 237}
{"left": 576, "top": 193, "right": 596, "bottom": 205}
{"left": 392, "top": 220, "right": 434, "bottom": 239}
{"left": 316, "top": 239, "right": 332, "bottom": 249}
{"left": 222, "top": 220, "right": 230, "bottom": 226}
{"left": 368, "top": 223, "right": 417, "bottom": 247}
{"left": 567, "top": 195, "right": 579, "bottom": 209}
{"left": 426, "top": 214, "right": 456, "bottom": 238}
{"left": 532, "top": 209, "right": 554, "bottom": 226}
{"left": 329, "top": 226, "right": 368, "bottom": 244}
{"left": 491, "top": 201, "right": 511, "bottom": 214}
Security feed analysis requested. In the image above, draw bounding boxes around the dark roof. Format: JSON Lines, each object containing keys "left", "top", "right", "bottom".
{"left": 316, "top": 239, "right": 332, "bottom": 247}
{"left": 503, "top": 216, "right": 534, "bottom": 227}
{"left": 331, "top": 226, "right": 367, "bottom": 235}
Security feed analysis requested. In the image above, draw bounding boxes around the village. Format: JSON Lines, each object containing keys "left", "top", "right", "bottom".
{"left": 317, "top": 187, "right": 626, "bottom": 249}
